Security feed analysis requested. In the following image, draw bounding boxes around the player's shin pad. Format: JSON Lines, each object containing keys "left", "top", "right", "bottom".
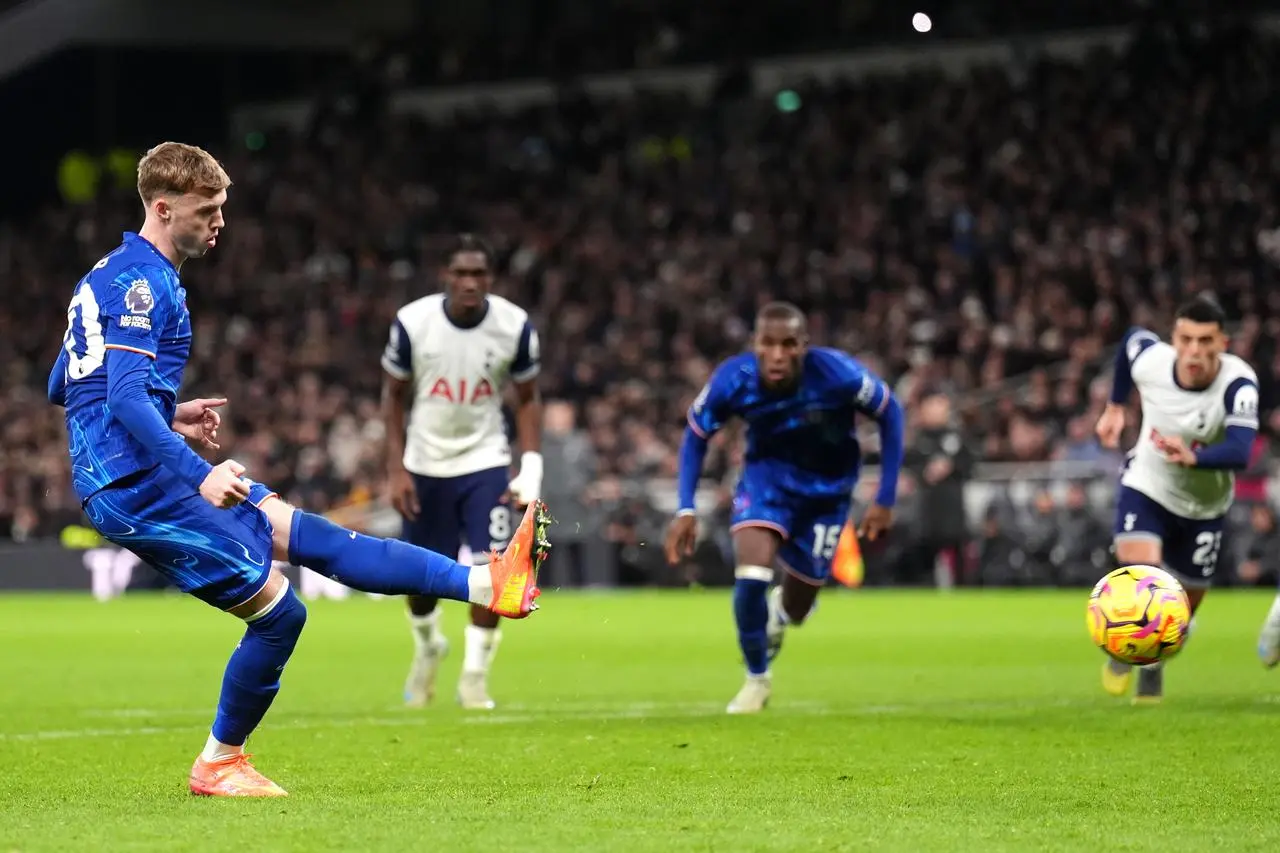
{"left": 211, "top": 583, "right": 307, "bottom": 747}
{"left": 733, "top": 569, "right": 771, "bottom": 676}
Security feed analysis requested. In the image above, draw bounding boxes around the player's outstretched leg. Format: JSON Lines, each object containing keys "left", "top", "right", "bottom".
{"left": 728, "top": 565, "right": 773, "bottom": 714}
{"left": 269, "top": 500, "right": 552, "bottom": 618}
{"left": 190, "top": 580, "right": 307, "bottom": 797}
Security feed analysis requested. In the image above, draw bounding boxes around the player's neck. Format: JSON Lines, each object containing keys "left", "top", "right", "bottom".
{"left": 760, "top": 378, "right": 800, "bottom": 396}
{"left": 137, "top": 220, "right": 184, "bottom": 271}
{"left": 443, "top": 299, "right": 488, "bottom": 329}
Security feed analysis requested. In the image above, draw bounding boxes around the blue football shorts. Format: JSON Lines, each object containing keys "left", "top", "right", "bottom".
{"left": 730, "top": 468, "right": 851, "bottom": 585}
{"left": 402, "top": 466, "right": 512, "bottom": 563}
{"left": 84, "top": 464, "right": 278, "bottom": 609}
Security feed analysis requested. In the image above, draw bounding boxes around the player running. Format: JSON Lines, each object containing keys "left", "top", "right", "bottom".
{"left": 47, "top": 143, "right": 550, "bottom": 797}
{"left": 664, "top": 302, "right": 905, "bottom": 713}
{"left": 1097, "top": 295, "right": 1259, "bottom": 703}
{"left": 382, "top": 234, "right": 543, "bottom": 710}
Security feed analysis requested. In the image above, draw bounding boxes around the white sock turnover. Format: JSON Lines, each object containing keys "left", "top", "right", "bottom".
{"left": 466, "top": 565, "right": 493, "bottom": 607}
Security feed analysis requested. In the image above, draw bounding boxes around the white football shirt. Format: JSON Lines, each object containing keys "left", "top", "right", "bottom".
{"left": 1121, "top": 329, "right": 1259, "bottom": 519}
{"left": 382, "top": 293, "right": 540, "bottom": 478}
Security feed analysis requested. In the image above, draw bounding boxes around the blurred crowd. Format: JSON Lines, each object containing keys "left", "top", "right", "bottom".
{"left": 4, "top": 15, "right": 1280, "bottom": 586}
{"left": 386, "top": 0, "right": 1272, "bottom": 86}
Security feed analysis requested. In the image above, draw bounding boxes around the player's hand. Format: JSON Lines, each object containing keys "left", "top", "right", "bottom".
{"left": 1151, "top": 430, "right": 1197, "bottom": 467}
{"left": 665, "top": 513, "right": 699, "bottom": 566}
{"left": 505, "top": 452, "right": 544, "bottom": 508}
{"left": 200, "top": 459, "right": 252, "bottom": 509}
{"left": 387, "top": 466, "right": 420, "bottom": 521}
{"left": 858, "top": 504, "right": 893, "bottom": 542}
{"left": 173, "top": 397, "right": 227, "bottom": 450}
{"left": 1095, "top": 403, "right": 1126, "bottom": 449}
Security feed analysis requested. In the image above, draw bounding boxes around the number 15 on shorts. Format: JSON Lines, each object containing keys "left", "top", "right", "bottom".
{"left": 811, "top": 523, "right": 840, "bottom": 559}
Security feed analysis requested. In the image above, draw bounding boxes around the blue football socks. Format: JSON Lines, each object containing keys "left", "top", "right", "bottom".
{"left": 287, "top": 510, "right": 471, "bottom": 602}
{"left": 733, "top": 577, "right": 771, "bottom": 676}
{"left": 211, "top": 585, "right": 307, "bottom": 746}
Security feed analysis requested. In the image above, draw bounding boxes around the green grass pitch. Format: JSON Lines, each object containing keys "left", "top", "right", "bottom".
{"left": 3, "top": 588, "right": 1280, "bottom": 852}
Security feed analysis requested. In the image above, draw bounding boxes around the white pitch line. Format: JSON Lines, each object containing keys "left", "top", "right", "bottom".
{"left": 0, "top": 715, "right": 435, "bottom": 743}
{"left": 0, "top": 697, "right": 1115, "bottom": 743}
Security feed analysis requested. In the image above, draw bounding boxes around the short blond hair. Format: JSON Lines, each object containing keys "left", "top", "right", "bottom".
{"left": 137, "top": 141, "right": 231, "bottom": 203}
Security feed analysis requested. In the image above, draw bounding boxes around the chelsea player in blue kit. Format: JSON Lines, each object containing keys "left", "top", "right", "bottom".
{"left": 48, "top": 142, "right": 549, "bottom": 797}
{"left": 664, "top": 303, "right": 905, "bottom": 713}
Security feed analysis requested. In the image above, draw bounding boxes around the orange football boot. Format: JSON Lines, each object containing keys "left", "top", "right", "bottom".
{"left": 486, "top": 500, "right": 551, "bottom": 618}
{"left": 189, "top": 753, "right": 288, "bottom": 797}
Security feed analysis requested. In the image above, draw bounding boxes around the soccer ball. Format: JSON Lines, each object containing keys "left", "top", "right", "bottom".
{"left": 1087, "top": 565, "right": 1191, "bottom": 666}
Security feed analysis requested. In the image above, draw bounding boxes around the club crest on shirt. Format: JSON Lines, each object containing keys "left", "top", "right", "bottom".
{"left": 124, "top": 280, "right": 154, "bottom": 315}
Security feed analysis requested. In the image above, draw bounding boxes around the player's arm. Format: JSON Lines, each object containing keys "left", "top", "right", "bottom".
{"left": 1108, "top": 326, "right": 1161, "bottom": 405}
{"left": 666, "top": 367, "right": 734, "bottom": 564}
{"left": 1098, "top": 326, "right": 1161, "bottom": 447}
{"left": 47, "top": 348, "right": 69, "bottom": 407}
{"left": 677, "top": 369, "right": 734, "bottom": 515}
{"left": 1183, "top": 378, "right": 1260, "bottom": 470}
{"left": 380, "top": 316, "right": 419, "bottom": 520}
{"left": 98, "top": 277, "right": 218, "bottom": 493}
{"left": 853, "top": 368, "right": 905, "bottom": 540}
{"left": 507, "top": 321, "right": 544, "bottom": 505}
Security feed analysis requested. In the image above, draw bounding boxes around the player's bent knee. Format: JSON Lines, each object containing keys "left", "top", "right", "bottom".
{"left": 245, "top": 582, "right": 307, "bottom": 647}
{"left": 258, "top": 495, "right": 299, "bottom": 562}
{"left": 733, "top": 526, "right": 781, "bottom": 568}
{"left": 228, "top": 567, "right": 289, "bottom": 620}
{"left": 1115, "top": 538, "right": 1161, "bottom": 567}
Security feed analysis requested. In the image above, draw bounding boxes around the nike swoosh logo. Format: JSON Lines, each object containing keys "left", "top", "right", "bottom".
{"left": 349, "top": 531, "right": 357, "bottom": 540}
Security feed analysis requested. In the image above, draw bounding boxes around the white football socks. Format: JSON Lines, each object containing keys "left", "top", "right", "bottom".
{"left": 408, "top": 609, "right": 441, "bottom": 654}
{"left": 201, "top": 733, "right": 243, "bottom": 762}
{"left": 466, "top": 565, "right": 493, "bottom": 607}
{"left": 463, "top": 624, "right": 500, "bottom": 674}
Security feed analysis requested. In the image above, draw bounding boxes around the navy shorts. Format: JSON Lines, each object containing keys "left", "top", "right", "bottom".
{"left": 83, "top": 465, "right": 277, "bottom": 609}
{"left": 1113, "top": 486, "right": 1225, "bottom": 587}
{"left": 730, "top": 468, "right": 851, "bottom": 585}
{"left": 403, "top": 467, "right": 511, "bottom": 563}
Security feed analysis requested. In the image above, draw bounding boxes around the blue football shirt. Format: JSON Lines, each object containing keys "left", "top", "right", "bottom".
{"left": 58, "top": 232, "right": 192, "bottom": 500}
{"left": 687, "top": 347, "right": 893, "bottom": 501}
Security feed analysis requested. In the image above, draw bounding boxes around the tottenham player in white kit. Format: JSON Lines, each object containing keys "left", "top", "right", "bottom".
{"left": 382, "top": 235, "right": 543, "bottom": 710}
{"left": 1096, "top": 296, "right": 1259, "bottom": 703}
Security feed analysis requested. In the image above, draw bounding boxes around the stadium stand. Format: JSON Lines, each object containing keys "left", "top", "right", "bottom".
{"left": 4, "top": 9, "right": 1280, "bottom": 588}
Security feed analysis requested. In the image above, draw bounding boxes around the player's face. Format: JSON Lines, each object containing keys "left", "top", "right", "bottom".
{"left": 754, "top": 318, "right": 807, "bottom": 390}
{"left": 1171, "top": 318, "right": 1226, "bottom": 386}
{"left": 444, "top": 251, "right": 493, "bottom": 312}
{"left": 163, "top": 189, "right": 226, "bottom": 259}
